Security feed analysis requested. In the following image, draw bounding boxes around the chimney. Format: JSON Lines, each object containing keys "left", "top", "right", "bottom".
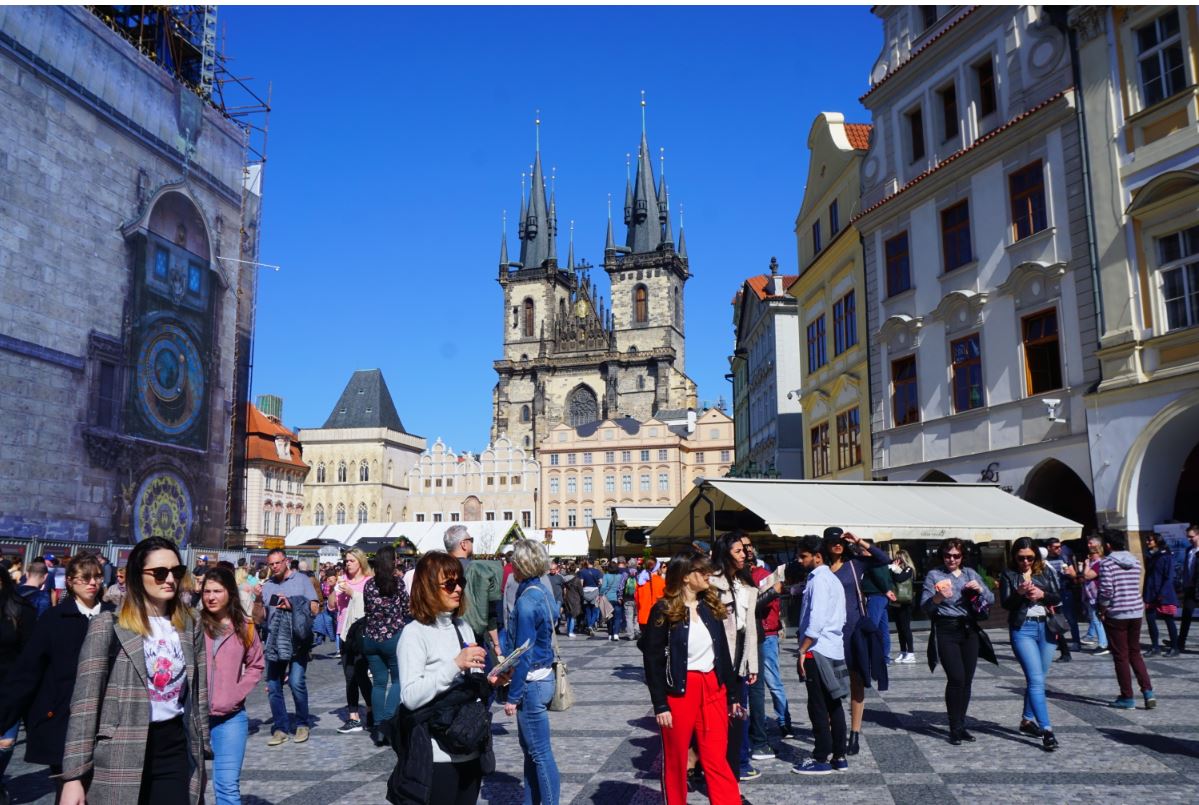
{"left": 687, "top": 408, "right": 697, "bottom": 435}
{"left": 769, "top": 256, "right": 784, "bottom": 296}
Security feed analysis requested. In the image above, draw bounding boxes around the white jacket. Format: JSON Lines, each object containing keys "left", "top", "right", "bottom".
{"left": 709, "top": 572, "right": 759, "bottom": 677}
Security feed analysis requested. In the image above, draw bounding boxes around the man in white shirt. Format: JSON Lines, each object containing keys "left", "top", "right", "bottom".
{"left": 791, "top": 535, "right": 848, "bottom": 776}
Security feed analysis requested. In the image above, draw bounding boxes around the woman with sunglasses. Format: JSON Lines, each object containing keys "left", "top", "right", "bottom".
{"left": 0, "top": 553, "right": 112, "bottom": 803}
{"left": 59, "top": 536, "right": 209, "bottom": 805}
{"left": 998, "top": 538, "right": 1061, "bottom": 751}
{"left": 396, "top": 551, "right": 498, "bottom": 804}
{"left": 201, "top": 566, "right": 264, "bottom": 804}
{"left": 642, "top": 551, "right": 741, "bottom": 805}
{"left": 921, "top": 538, "right": 993, "bottom": 745}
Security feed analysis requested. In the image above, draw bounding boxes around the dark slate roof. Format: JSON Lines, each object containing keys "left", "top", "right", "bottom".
{"left": 654, "top": 408, "right": 690, "bottom": 422}
{"left": 322, "top": 369, "right": 407, "bottom": 432}
{"left": 575, "top": 417, "right": 642, "bottom": 438}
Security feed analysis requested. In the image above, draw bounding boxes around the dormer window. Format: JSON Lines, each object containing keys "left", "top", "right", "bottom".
{"left": 275, "top": 436, "right": 289, "bottom": 460}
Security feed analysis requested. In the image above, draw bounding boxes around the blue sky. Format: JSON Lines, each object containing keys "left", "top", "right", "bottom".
{"left": 223, "top": 5, "right": 881, "bottom": 451}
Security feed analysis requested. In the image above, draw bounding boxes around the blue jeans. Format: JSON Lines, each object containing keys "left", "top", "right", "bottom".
{"left": 0, "top": 721, "right": 17, "bottom": 782}
{"left": 1083, "top": 600, "right": 1108, "bottom": 648}
{"left": 517, "top": 676, "right": 560, "bottom": 805}
{"left": 266, "top": 656, "right": 310, "bottom": 733}
{"left": 867, "top": 594, "right": 891, "bottom": 657}
{"left": 210, "top": 709, "right": 248, "bottom": 805}
{"left": 363, "top": 631, "right": 402, "bottom": 722}
{"left": 565, "top": 615, "right": 575, "bottom": 636}
{"left": 760, "top": 635, "right": 792, "bottom": 729}
{"left": 1011, "top": 619, "right": 1055, "bottom": 730}
{"left": 608, "top": 600, "right": 624, "bottom": 636}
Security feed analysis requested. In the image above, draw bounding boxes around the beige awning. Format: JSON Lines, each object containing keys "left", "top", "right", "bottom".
{"left": 652, "top": 478, "right": 1082, "bottom": 544}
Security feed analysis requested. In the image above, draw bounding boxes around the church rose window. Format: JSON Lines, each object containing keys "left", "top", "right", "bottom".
{"left": 567, "top": 385, "right": 598, "bottom": 427}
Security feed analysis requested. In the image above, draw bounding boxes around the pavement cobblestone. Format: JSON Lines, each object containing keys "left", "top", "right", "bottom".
{"left": 5, "top": 628, "right": 1198, "bottom": 804}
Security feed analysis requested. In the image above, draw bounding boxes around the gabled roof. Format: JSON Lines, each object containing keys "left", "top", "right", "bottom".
{"left": 245, "top": 403, "right": 307, "bottom": 469}
{"left": 321, "top": 369, "right": 408, "bottom": 432}
{"left": 843, "top": 123, "right": 873, "bottom": 151}
{"left": 744, "top": 273, "right": 799, "bottom": 301}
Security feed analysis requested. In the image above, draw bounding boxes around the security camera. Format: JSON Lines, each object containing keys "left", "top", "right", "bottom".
{"left": 1042, "top": 398, "right": 1063, "bottom": 423}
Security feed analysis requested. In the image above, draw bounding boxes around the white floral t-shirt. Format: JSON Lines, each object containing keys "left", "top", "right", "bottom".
{"left": 145, "top": 616, "right": 187, "bottom": 722}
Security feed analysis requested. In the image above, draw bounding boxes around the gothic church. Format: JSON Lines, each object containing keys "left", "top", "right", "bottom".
{"left": 491, "top": 117, "right": 697, "bottom": 452}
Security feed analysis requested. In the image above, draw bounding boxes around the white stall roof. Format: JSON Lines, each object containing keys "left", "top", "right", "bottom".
{"left": 654, "top": 479, "right": 1082, "bottom": 543}
{"left": 525, "top": 529, "right": 590, "bottom": 557}
{"left": 610, "top": 506, "right": 674, "bottom": 528}
{"left": 285, "top": 525, "right": 330, "bottom": 547}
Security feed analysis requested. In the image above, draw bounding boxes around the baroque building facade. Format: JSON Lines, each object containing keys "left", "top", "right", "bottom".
{"left": 1070, "top": 5, "right": 1199, "bottom": 539}
{"left": 402, "top": 435, "right": 540, "bottom": 528}
{"left": 538, "top": 408, "right": 733, "bottom": 530}
{"left": 0, "top": 7, "right": 260, "bottom": 548}
{"left": 242, "top": 396, "right": 307, "bottom": 549}
{"left": 299, "top": 370, "right": 425, "bottom": 528}
{"left": 858, "top": 6, "right": 1100, "bottom": 529}
{"left": 491, "top": 118, "right": 697, "bottom": 453}
{"left": 729, "top": 260, "right": 804, "bottom": 478}
{"left": 790, "top": 113, "right": 873, "bottom": 481}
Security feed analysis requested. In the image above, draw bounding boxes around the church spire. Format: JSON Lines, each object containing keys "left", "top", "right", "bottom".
{"left": 623, "top": 153, "right": 633, "bottom": 226}
{"left": 499, "top": 210, "right": 509, "bottom": 269}
{"left": 567, "top": 219, "right": 575, "bottom": 269}
{"left": 626, "top": 91, "right": 663, "bottom": 254}
{"left": 548, "top": 166, "right": 558, "bottom": 263}
{"left": 678, "top": 203, "right": 688, "bottom": 259}
{"left": 605, "top": 192, "right": 616, "bottom": 254}
{"left": 519, "top": 112, "right": 554, "bottom": 269}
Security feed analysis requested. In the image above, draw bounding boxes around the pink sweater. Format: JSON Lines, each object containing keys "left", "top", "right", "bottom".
{"left": 206, "top": 626, "right": 265, "bottom": 717}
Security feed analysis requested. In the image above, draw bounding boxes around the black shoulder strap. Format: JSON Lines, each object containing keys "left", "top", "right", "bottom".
{"left": 106, "top": 614, "right": 121, "bottom": 677}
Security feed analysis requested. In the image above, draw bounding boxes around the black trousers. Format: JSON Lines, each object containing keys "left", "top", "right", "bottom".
{"left": 934, "top": 619, "right": 979, "bottom": 732}
{"left": 891, "top": 603, "right": 914, "bottom": 653}
{"left": 803, "top": 655, "right": 846, "bottom": 762}
{"left": 429, "top": 759, "right": 483, "bottom": 805}
{"left": 138, "top": 716, "right": 189, "bottom": 805}
{"left": 1179, "top": 593, "right": 1196, "bottom": 647}
{"left": 343, "top": 653, "right": 373, "bottom": 714}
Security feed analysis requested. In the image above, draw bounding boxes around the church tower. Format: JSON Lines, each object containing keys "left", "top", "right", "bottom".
{"left": 492, "top": 103, "right": 696, "bottom": 455}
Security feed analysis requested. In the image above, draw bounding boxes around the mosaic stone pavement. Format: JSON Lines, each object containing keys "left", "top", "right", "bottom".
{"left": 6, "top": 627, "right": 1199, "bottom": 804}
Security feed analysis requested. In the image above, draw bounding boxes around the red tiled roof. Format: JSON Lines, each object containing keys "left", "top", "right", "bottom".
{"left": 860, "top": 7, "right": 979, "bottom": 103}
{"left": 245, "top": 403, "right": 308, "bottom": 469}
{"left": 844, "top": 123, "right": 873, "bottom": 151}
{"left": 745, "top": 273, "right": 799, "bottom": 301}
{"left": 851, "top": 88, "right": 1071, "bottom": 225}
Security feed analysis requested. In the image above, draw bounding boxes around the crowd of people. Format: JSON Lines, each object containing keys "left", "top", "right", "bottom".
{"left": 0, "top": 520, "right": 1194, "bottom": 805}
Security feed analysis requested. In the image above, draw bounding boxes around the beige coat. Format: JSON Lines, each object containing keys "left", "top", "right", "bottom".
{"left": 708, "top": 572, "right": 759, "bottom": 677}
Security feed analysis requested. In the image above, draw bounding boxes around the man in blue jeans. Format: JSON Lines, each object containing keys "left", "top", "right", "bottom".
{"left": 260, "top": 549, "right": 318, "bottom": 746}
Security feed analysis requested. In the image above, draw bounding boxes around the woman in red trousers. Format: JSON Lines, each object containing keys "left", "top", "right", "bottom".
{"left": 641, "top": 552, "right": 742, "bottom": 805}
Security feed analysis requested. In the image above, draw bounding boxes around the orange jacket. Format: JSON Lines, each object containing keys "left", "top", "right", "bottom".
{"left": 636, "top": 572, "right": 666, "bottom": 625}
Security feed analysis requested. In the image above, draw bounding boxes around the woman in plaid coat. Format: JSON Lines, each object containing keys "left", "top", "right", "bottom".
{"left": 59, "top": 536, "right": 210, "bottom": 805}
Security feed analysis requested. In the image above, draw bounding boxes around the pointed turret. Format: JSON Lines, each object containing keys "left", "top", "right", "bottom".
{"left": 499, "top": 230, "right": 508, "bottom": 268}
{"left": 623, "top": 153, "right": 633, "bottom": 226}
{"left": 547, "top": 171, "right": 558, "bottom": 263}
{"left": 661, "top": 184, "right": 674, "bottom": 247}
{"left": 626, "top": 95, "right": 663, "bottom": 254}
{"left": 518, "top": 174, "right": 527, "bottom": 240}
{"left": 567, "top": 219, "right": 575, "bottom": 269}
{"left": 678, "top": 203, "right": 688, "bottom": 260}
{"left": 657, "top": 148, "right": 669, "bottom": 224}
{"left": 519, "top": 117, "right": 554, "bottom": 269}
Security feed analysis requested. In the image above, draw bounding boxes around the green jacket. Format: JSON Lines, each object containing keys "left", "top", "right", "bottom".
{"left": 463, "top": 558, "right": 504, "bottom": 638}
{"left": 860, "top": 562, "right": 894, "bottom": 597}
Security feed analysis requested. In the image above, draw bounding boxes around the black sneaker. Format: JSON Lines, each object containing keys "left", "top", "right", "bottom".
{"left": 337, "top": 719, "right": 364, "bottom": 734}
{"left": 958, "top": 728, "right": 976, "bottom": 743}
{"left": 1042, "top": 731, "right": 1058, "bottom": 752}
{"left": 1019, "top": 719, "right": 1043, "bottom": 738}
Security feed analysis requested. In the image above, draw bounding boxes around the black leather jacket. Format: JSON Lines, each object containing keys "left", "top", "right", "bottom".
{"left": 999, "top": 568, "right": 1061, "bottom": 630}
{"left": 641, "top": 598, "right": 740, "bottom": 714}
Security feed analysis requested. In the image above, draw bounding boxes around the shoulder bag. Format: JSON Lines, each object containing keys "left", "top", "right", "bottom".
{"left": 525, "top": 584, "right": 574, "bottom": 712}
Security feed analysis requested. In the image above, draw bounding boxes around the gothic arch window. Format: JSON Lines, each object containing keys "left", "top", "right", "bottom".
{"left": 316, "top": 463, "right": 325, "bottom": 483}
{"left": 559, "top": 298, "right": 566, "bottom": 320}
{"left": 336, "top": 503, "right": 346, "bottom": 524}
{"left": 634, "top": 284, "right": 649, "bottom": 323}
{"left": 314, "top": 504, "right": 325, "bottom": 526}
{"left": 521, "top": 405, "right": 531, "bottom": 423}
{"left": 674, "top": 285, "right": 681, "bottom": 327}
{"left": 388, "top": 459, "right": 394, "bottom": 484}
{"left": 357, "top": 503, "right": 368, "bottom": 523}
{"left": 337, "top": 461, "right": 347, "bottom": 483}
{"left": 359, "top": 460, "right": 369, "bottom": 482}
{"left": 523, "top": 298, "right": 535, "bottom": 337}
{"left": 567, "top": 385, "right": 599, "bottom": 427}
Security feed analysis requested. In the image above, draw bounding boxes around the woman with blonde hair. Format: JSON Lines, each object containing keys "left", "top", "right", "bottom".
{"left": 335, "top": 547, "right": 374, "bottom": 735}
{"left": 59, "top": 536, "right": 208, "bottom": 805}
{"left": 888, "top": 546, "right": 917, "bottom": 663}
{"left": 642, "top": 552, "right": 742, "bottom": 805}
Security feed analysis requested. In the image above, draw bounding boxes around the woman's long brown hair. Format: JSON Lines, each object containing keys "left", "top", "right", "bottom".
{"left": 200, "top": 566, "right": 254, "bottom": 648}
{"left": 656, "top": 551, "right": 727, "bottom": 626}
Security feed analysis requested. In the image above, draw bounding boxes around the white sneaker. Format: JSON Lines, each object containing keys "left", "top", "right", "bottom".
{"left": 901, "top": 653, "right": 917, "bottom": 664}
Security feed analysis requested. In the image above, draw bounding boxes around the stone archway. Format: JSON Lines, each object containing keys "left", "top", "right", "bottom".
{"left": 1022, "top": 458, "right": 1097, "bottom": 534}
{"left": 462, "top": 495, "right": 482, "bottom": 521}
{"left": 1119, "top": 391, "right": 1199, "bottom": 532}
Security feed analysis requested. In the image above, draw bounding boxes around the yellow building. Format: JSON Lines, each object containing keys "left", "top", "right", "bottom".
{"left": 788, "top": 114, "right": 873, "bottom": 480}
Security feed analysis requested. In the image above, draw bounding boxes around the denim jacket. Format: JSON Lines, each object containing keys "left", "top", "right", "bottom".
{"left": 998, "top": 568, "right": 1061, "bottom": 630}
{"left": 506, "top": 577, "right": 559, "bottom": 706}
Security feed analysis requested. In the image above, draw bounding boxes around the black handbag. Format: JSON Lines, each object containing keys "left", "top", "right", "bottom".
{"left": 1046, "top": 608, "right": 1071, "bottom": 639}
{"left": 427, "top": 675, "right": 492, "bottom": 755}
{"left": 344, "top": 617, "right": 367, "bottom": 658}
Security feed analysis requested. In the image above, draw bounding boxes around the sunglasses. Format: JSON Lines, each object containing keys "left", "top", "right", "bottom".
{"left": 1016, "top": 554, "right": 1036, "bottom": 563}
{"left": 440, "top": 577, "right": 465, "bottom": 593}
{"left": 945, "top": 553, "right": 963, "bottom": 559}
{"left": 143, "top": 565, "right": 186, "bottom": 584}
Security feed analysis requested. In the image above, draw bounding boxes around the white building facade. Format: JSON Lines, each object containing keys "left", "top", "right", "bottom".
{"left": 730, "top": 260, "right": 804, "bottom": 478}
{"left": 403, "top": 435, "right": 540, "bottom": 528}
{"left": 858, "top": 6, "right": 1100, "bottom": 528}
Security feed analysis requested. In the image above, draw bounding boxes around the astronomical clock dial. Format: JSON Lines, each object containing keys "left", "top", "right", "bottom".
{"left": 134, "top": 319, "right": 205, "bottom": 437}
{"left": 134, "top": 469, "right": 193, "bottom": 546}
